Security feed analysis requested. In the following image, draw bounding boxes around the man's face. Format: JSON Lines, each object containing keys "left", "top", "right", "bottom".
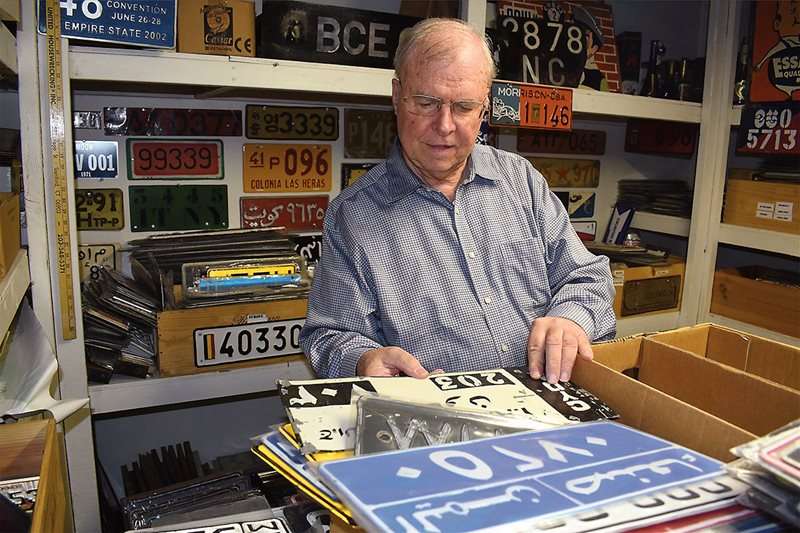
{"left": 391, "top": 38, "right": 488, "bottom": 186}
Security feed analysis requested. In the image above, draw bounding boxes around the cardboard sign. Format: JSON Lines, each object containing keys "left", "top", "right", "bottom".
{"left": 750, "top": 0, "right": 800, "bottom": 102}
{"left": 37, "top": 0, "right": 176, "bottom": 48}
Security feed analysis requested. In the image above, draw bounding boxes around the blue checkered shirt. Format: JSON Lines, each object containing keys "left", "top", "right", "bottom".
{"left": 299, "top": 141, "right": 616, "bottom": 378}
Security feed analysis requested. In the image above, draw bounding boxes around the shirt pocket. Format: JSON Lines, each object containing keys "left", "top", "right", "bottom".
{"left": 495, "top": 238, "right": 551, "bottom": 314}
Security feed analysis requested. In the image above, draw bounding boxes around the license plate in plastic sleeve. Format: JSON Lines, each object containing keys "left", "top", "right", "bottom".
{"left": 194, "top": 318, "right": 305, "bottom": 367}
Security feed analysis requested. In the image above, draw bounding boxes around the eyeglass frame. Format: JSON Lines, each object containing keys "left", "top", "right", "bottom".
{"left": 393, "top": 78, "right": 488, "bottom": 118}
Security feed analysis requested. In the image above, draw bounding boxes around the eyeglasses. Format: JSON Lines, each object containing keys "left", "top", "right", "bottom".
{"left": 403, "top": 94, "right": 487, "bottom": 118}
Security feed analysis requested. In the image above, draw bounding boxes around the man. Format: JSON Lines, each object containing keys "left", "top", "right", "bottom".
{"left": 299, "top": 18, "right": 616, "bottom": 383}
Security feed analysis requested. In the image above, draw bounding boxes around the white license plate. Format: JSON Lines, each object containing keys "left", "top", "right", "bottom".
{"left": 194, "top": 318, "right": 305, "bottom": 367}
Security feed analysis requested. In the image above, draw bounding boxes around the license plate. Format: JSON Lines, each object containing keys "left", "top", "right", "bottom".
{"left": 517, "top": 129, "right": 606, "bottom": 155}
{"left": 293, "top": 234, "right": 323, "bottom": 263}
{"left": 525, "top": 157, "right": 600, "bottom": 187}
{"left": 104, "top": 107, "right": 242, "bottom": 136}
{"left": 127, "top": 139, "right": 224, "bottom": 179}
{"left": 75, "top": 188, "right": 124, "bottom": 230}
{"left": 624, "top": 119, "right": 698, "bottom": 155}
{"left": 555, "top": 190, "right": 596, "bottom": 218}
{"left": 37, "top": 0, "right": 176, "bottom": 48}
{"left": 490, "top": 81, "right": 573, "bottom": 130}
{"left": 344, "top": 109, "right": 397, "bottom": 158}
{"left": 257, "top": 1, "right": 420, "bottom": 69}
{"left": 129, "top": 185, "right": 228, "bottom": 232}
{"left": 341, "top": 162, "right": 376, "bottom": 189}
{"left": 622, "top": 276, "right": 682, "bottom": 316}
{"left": 736, "top": 102, "right": 799, "bottom": 156}
{"left": 78, "top": 244, "right": 118, "bottom": 282}
{"left": 243, "top": 144, "right": 332, "bottom": 193}
{"left": 241, "top": 196, "right": 328, "bottom": 231}
{"left": 571, "top": 221, "right": 597, "bottom": 241}
{"left": 194, "top": 318, "right": 305, "bottom": 367}
{"left": 74, "top": 140, "right": 119, "bottom": 179}
{"left": 493, "top": 14, "right": 584, "bottom": 86}
{"left": 246, "top": 105, "right": 339, "bottom": 141}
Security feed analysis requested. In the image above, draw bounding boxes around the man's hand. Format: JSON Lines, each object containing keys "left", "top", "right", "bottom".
{"left": 527, "top": 316, "right": 593, "bottom": 383}
{"left": 357, "top": 346, "right": 433, "bottom": 378}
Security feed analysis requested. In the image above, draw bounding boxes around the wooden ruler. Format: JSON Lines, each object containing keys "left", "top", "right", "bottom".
{"left": 44, "top": 0, "right": 76, "bottom": 340}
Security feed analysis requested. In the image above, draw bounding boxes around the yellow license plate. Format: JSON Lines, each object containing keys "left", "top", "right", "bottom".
{"left": 246, "top": 105, "right": 339, "bottom": 141}
{"left": 243, "top": 144, "right": 332, "bottom": 193}
{"left": 75, "top": 188, "right": 125, "bottom": 230}
{"left": 525, "top": 157, "right": 600, "bottom": 188}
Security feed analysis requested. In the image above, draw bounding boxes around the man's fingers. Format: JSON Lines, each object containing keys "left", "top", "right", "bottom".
{"left": 358, "top": 347, "right": 429, "bottom": 378}
{"left": 527, "top": 328, "right": 546, "bottom": 380}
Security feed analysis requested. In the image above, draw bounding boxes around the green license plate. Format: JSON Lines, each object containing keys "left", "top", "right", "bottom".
{"left": 344, "top": 109, "right": 397, "bottom": 158}
{"left": 75, "top": 188, "right": 125, "bottom": 231}
{"left": 129, "top": 185, "right": 228, "bottom": 232}
{"left": 246, "top": 105, "right": 339, "bottom": 140}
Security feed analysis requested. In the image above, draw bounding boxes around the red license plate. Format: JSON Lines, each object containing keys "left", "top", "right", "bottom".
{"left": 624, "top": 119, "right": 698, "bottom": 155}
{"left": 127, "top": 139, "right": 223, "bottom": 179}
{"left": 517, "top": 129, "right": 606, "bottom": 155}
{"left": 241, "top": 196, "right": 328, "bottom": 231}
{"left": 104, "top": 107, "right": 242, "bottom": 136}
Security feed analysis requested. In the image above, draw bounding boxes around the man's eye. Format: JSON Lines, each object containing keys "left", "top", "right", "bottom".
{"left": 417, "top": 100, "right": 436, "bottom": 108}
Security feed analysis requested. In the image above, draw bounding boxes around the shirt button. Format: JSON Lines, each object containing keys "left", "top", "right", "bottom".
{"left": 468, "top": 251, "right": 476, "bottom": 259}
{"left": 501, "top": 344, "right": 509, "bottom": 352}
{"left": 455, "top": 206, "right": 461, "bottom": 215}
{"left": 483, "top": 296, "right": 492, "bottom": 304}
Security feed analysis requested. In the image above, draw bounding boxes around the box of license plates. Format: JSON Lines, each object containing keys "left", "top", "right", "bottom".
{"left": 610, "top": 256, "right": 685, "bottom": 318}
{"left": 710, "top": 266, "right": 800, "bottom": 339}
{"left": 0, "top": 192, "right": 20, "bottom": 280}
{"left": 722, "top": 169, "right": 800, "bottom": 234}
{"left": 157, "top": 296, "right": 307, "bottom": 377}
{"left": 178, "top": 0, "right": 256, "bottom": 57}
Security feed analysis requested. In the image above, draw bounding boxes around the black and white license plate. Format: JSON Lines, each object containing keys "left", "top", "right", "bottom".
{"left": 257, "top": 1, "right": 420, "bottom": 69}
{"left": 194, "top": 318, "right": 305, "bottom": 367}
{"left": 104, "top": 107, "right": 242, "bottom": 136}
{"left": 74, "top": 140, "right": 119, "bottom": 179}
{"left": 344, "top": 109, "right": 396, "bottom": 158}
{"left": 75, "top": 188, "right": 124, "bottom": 230}
{"left": 246, "top": 105, "right": 339, "bottom": 141}
{"left": 736, "top": 102, "right": 799, "bottom": 156}
{"left": 78, "top": 243, "right": 117, "bottom": 282}
{"left": 129, "top": 185, "right": 228, "bottom": 232}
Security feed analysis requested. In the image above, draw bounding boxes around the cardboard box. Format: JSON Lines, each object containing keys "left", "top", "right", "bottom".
{"left": 0, "top": 419, "right": 72, "bottom": 532}
{"left": 646, "top": 323, "right": 800, "bottom": 392}
{"left": 590, "top": 329, "right": 800, "bottom": 440}
{"left": 611, "top": 256, "right": 685, "bottom": 318}
{"left": 711, "top": 266, "right": 800, "bottom": 338}
{"left": 573, "top": 339, "right": 756, "bottom": 462}
{"left": 0, "top": 192, "right": 20, "bottom": 279}
{"left": 178, "top": 0, "right": 255, "bottom": 57}
{"left": 158, "top": 297, "right": 307, "bottom": 377}
{"left": 723, "top": 169, "right": 800, "bottom": 234}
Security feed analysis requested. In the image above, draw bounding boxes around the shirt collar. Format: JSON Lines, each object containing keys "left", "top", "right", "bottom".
{"left": 386, "top": 141, "right": 503, "bottom": 203}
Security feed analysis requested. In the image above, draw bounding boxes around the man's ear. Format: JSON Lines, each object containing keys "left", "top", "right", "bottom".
{"left": 391, "top": 78, "right": 401, "bottom": 112}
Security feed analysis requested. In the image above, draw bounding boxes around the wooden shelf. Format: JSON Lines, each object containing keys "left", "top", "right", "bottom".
{"left": 0, "top": 249, "right": 29, "bottom": 342}
{"left": 616, "top": 311, "right": 681, "bottom": 339}
{"left": 69, "top": 47, "right": 703, "bottom": 123}
{"left": 631, "top": 212, "right": 691, "bottom": 237}
{"left": 718, "top": 224, "right": 800, "bottom": 257}
{"left": 88, "top": 358, "right": 314, "bottom": 415}
{"left": 0, "top": 17, "right": 15, "bottom": 75}
{"left": 708, "top": 314, "right": 799, "bottom": 345}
